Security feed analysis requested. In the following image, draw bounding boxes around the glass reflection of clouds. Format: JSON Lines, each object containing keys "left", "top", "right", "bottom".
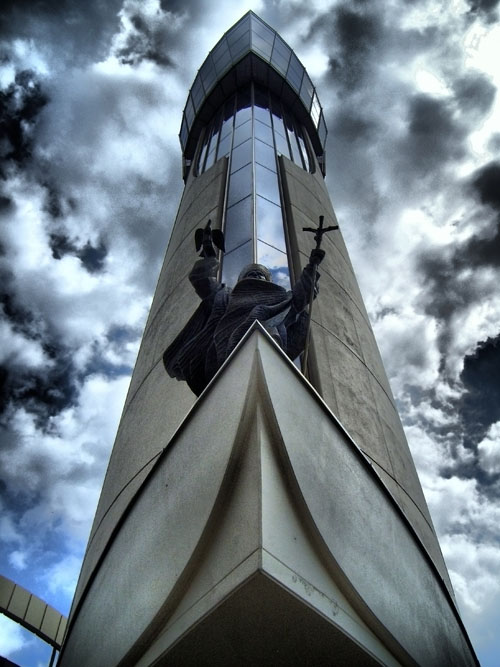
{"left": 224, "top": 197, "right": 252, "bottom": 252}
{"left": 257, "top": 241, "right": 290, "bottom": 289}
{"left": 256, "top": 197, "right": 285, "bottom": 252}
{"left": 222, "top": 241, "right": 253, "bottom": 287}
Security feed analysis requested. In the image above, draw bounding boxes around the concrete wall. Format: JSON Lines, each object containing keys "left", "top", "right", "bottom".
{"left": 69, "top": 158, "right": 228, "bottom": 614}
{"left": 66, "top": 148, "right": 457, "bottom": 656}
{"left": 279, "top": 154, "right": 454, "bottom": 597}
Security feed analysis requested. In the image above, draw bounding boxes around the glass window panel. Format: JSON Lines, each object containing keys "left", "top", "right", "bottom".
{"left": 272, "top": 116, "right": 287, "bottom": 143}
{"left": 224, "top": 196, "right": 253, "bottom": 252}
{"left": 191, "top": 77, "right": 204, "bottom": 111}
{"left": 220, "top": 98, "right": 235, "bottom": 138}
{"left": 252, "top": 35, "right": 273, "bottom": 59}
{"left": 233, "top": 118, "right": 252, "bottom": 147}
{"left": 180, "top": 117, "right": 188, "bottom": 149}
{"left": 299, "top": 72, "right": 314, "bottom": 110}
{"left": 256, "top": 196, "right": 286, "bottom": 252}
{"left": 213, "top": 44, "right": 232, "bottom": 75}
{"left": 285, "top": 119, "right": 302, "bottom": 168}
{"left": 270, "top": 51, "right": 289, "bottom": 77}
{"left": 311, "top": 92, "right": 321, "bottom": 126}
{"left": 229, "top": 40, "right": 249, "bottom": 60}
{"left": 273, "top": 48, "right": 291, "bottom": 74}
{"left": 221, "top": 241, "right": 253, "bottom": 287}
{"left": 235, "top": 87, "right": 252, "bottom": 126}
{"left": 286, "top": 53, "right": 304, "bottom": 91}
{"left": 212, "top": 39, "right": 229, "bottom": 63}
{"left": 200, "top": 57, "right": 216, "bottom": 92}
{"left": 254, "top": 104, "right": 271, "bottom": 126}
{"left": 217, "top": 133, "right": 231, "bottom": 159}
{"left": 227, "top": 162, "right": 252, "bottom": 206}
{"left": 254, "top": 87, "right": 271, "bottom": 125}
{"left": 227, "top": 36, "right": 248, "bottom": 57}
{"left": 231, "top": 138, "right": 252, "bottom": 173}
{"left": 197, "top": 134, "right": 209, "bottom": 173}
{"left": 257, "top": 241, "right": 290, "bottom": 289}
{"left": 273, "top": 35, "right": 290, "bottom": 59}
{"left": 255, "top": 164, "right": 280, "bottom": 204}
{"left": 318, "top": 113, "right": 327, "bottom": 147}
{"left": 227, "top": 17, "right": 250, "bottom": 45}
{"left": 274, "top": 131, "right": 290, "bottom": 159}
{"left": 207, "top": 116, "right": 221, "bottom": 154}
{"left": 185, "top": 95, "right": 195, "bottom": 126}
{"left": 251, "top": 16, "right": 275, "bottom": 46}
{"left": 297, "top": 131, "right": 310, "bottom": 172}
{"left": 235, "top": 105, "right": 252, "bottom": 127}
{"left": 254, "top": 119, "right": 273, "bottom": 145}
{"left": 205, "top": 147, "right": 216, "bottom": 170}
{"left": 254, "top": 139, "right": 276, "bottom": 170}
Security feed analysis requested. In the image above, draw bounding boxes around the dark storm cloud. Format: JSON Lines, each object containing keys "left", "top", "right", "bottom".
{"left": 0, "top": 70, "right": 48, "bottom": 171}
{"left": 0, "top": 195, "right": 13, "bottom": 211}
{"left": 318, "top": 5, "right": 382, "bottom": 91}
{"left": 417, "top": 251, "right": 484, "bottom": 329}
{"left": 0, "top": 351, "right": 78, "bottom": 425}
{"left": 452, "top": 73, "right": 497, "bottom": 118}
{"left": 415, "top": 166, "right": 499, "bottom": 350}
{"left": 0, "top": 280, "right": 78, "bottom": 422}
{"left": 417, "top": 215, "right": 500, "bottom": 329}
{"left": 460, "top": 334, "right": 500, "bottom": 448}
{"left": 330, "top": 108, "right": 378, "bottom": 143}
{"left": 438, "top": 161, "right": 500, "bottom": 276}
{"left": 403, "top": 94, "right": 467, "bottom": 173}
{"left": 472, "top": 161, "right": 500, "bottom": 210}
{"left": 437, "top": 334, "right": 500, "bottom": 501}
{"left": 466, "top": 0, "right": 500, "bottom": 22}
{"left": 115, "top": 11, "right": 174, "bottom": 67}
{"left": 49, "top": 234, "right": 108, "bottom": 273}
{"left": 0, "top": 0, "right": 122, "bottom": 65}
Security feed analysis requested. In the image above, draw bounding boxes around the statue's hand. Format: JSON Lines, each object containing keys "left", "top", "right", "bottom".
{"left": 309, "top": 248, "right": 325, "bottom": 265}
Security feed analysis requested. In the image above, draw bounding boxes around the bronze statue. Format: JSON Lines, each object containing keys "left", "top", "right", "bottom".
{"left": 163, "top": 220, "right": 328, "bottom": 396}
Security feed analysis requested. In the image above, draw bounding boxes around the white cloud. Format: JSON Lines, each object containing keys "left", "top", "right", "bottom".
{"left": 0, "top": 615, "right": 30, "bottom": 658}
{"left": 9, "top": 549, "right": 28, "bottom": 571}
{"left": 0, "top": 317, "right": 50, "bottom": 368}
{"left": 43, "top": 553, "right": 83, "bottom": 601}
{"left": 1, "top": 373, "right": 130, "bottom": 547}
{"left": 478, "top": 421, "right": 500, "bottom": 476}
{"left": 373, "top": 308, "right": 441, "bottom": 392}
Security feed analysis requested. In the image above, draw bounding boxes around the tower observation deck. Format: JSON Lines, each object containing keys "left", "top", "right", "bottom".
{"left": 59, "top": 12, "right": 478, "bottom": 666}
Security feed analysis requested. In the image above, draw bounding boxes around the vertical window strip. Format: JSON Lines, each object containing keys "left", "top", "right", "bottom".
{"left": 197, "top": 83, "right": 307, "bottom": 286}
{"left": 297, "top": 128, "right": 310, "bottom": 172}
{"left": 251, "top": 83, "right": 257, "bottom": 261}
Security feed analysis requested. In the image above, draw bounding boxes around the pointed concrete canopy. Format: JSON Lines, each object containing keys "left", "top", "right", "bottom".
{"left": 59, "top": 325, "right": 478, "bottom": 667}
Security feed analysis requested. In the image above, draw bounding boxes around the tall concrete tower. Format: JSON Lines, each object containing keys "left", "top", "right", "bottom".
{"left": 59, "top": 12, "right": 478, "bottom": 666}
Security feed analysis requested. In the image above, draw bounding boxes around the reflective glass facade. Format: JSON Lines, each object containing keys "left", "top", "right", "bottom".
{"left": 196, "top": 83, "right": 314, "bottom": 288}
{"left": 180, "top": 12, "right": 327, "bottom": 175}
{"left": 181, "top": 11, "right": 329, "bottom": 288}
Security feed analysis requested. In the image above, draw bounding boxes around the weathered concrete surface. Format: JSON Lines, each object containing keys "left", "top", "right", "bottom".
{"left": 280, "top": 154, "right": 454, "bottom": 597}
{"left": 59, "top": 329, "right": 477, "bottom": 667}
{"left": 69, "top": 158, "right": 228, "bottom": 614}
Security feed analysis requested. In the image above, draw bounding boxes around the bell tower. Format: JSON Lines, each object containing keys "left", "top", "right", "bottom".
{"left": 59, "top": 13, "right": 478, "bottom": 666}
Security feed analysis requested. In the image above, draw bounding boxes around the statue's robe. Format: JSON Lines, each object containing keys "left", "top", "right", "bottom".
{"left": 163, "top": 256, "right": 317, "bottom": 396}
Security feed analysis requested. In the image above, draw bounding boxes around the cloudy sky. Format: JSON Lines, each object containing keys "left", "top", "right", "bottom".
{"left": 0, "top": 0, "right": 499, "bottom": 664}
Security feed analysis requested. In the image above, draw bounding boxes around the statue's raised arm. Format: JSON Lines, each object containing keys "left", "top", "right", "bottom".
{"left": 164, "top": 216, "right": 334, "bottom": 396}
